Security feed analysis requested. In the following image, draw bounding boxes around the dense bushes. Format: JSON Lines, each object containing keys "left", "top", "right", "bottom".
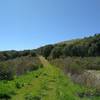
{"left": 0, "top": 34, "right": 100, "bottom": 80}
{"left": 0, "top": 56, "right": 42, "bottom": 80}
{"left": 37, "top": 34, "right": 100, "bottom": 59}
{"left": 50, "top": 46, "right": 63, "bottom": 59}
{"left": 0, "top": 67, "right": 43, "bottom": 99}
{"left": 36, "top": 45, "right": 54, "bottom": 58}
{"left": 0, "top": 81, "right": 15, "bottom": 99}
{"left": 62, "top": 34, "right": 100, "bottom": 57}
{"left": 0, "top": 34, "right": 99, "bottom": 61}
{"left": 50, "top": 57, "right": 100, "bottom": 74}
{"left": 63, "top": 45, "right": 88, "bottom": 57}
{"left": 0, "top": 51, "right": 38, "bottom": 80}
{"left": 0, "top": 50, "right": 36, "bottom": 61}
{"left": 0, "top": 62, "right": 15, "bottom": 80}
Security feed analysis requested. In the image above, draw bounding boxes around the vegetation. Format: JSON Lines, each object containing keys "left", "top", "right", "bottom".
{"left": 32, "top": 34, "right": 100, "bottom": 78}
{"left": 0, "top": 34, "right": 99, "bottom": 61}
{"left": 0, "top": 34, "right": 100, "bottom": 99}
{"left": 0, "top": 56, "right": 99, "bottom": 100}
{"left": 0, "top": 50, "right": 36, "bottom": 61}
{"left": 36, "top": 45, "right": 54, "bottom": 59}
{"left": 0, "top": 56, "right": 42, "bottom": 80}
{"left": 50, "top": 57, "right": 100, "bottom": 74}
{"left": 36, "top": 34, "right": 100, "bottom": 59}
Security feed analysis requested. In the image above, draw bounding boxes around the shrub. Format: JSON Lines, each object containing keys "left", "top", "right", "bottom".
{"left": 50, "top": 57, "right": 100, "bottom": 74}
{"left": 0, "top": 62, "right": 15, "bottom": 80}
{"left": 0, "top": 93, "right": 11, "bottom": 99}
{"left": 15, "top": 82, "right": 23, "bottom": 89}
{"left": 25, "top": 94, "right": 41, "bottom": 100}
{"left": 36, "top": 45, "right": 54, "bottom": 58}
{"left": 50, "top": 46, "right": 63, "bottom": 59}
{"left": 30, "top": 51, "right": 37, "bottom": 57}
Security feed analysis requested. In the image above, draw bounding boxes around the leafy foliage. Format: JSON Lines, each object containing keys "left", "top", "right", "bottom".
{"left": 36, "top": 34, "right": 100, "bottom": 58}
{"left": 50, "top": 46, "right": 63, "bottom": 59}
{"left": 50, "top": 57, "right": 100, "bottom": 74}
{"left": 0, "top": 50, "right": 36, "bottom": 61}
{"left": 0, "top": 56, "right": 42, "bottom": 80}
{"left": 36, "top": 45, "right": 54, "bottom": 58}
{"left": 0, "top": 62, "right": 15, "bottom": 80}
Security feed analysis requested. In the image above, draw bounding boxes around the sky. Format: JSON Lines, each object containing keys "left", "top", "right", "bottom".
{"left": 0, "top": 0, "right": 100, "bottom": 50}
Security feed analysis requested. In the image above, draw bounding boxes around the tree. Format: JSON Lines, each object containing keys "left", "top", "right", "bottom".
{"left": 50, "top": 46, "right": 63, "bottom": 59}
{"left": 63, "top": 45, "right": 73, "bottom": 56}
{"left": 37, "top": 45, "right": 54, "bottom": 58}
{"left": 30, "top": 50, "right": 37, "bottom": 57}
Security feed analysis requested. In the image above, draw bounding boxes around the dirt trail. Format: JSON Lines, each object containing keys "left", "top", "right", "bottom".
{"left": 38, "top": 56, "right": 50, "bottom": 67}
{"left": 12, "top": 56, "right": 67, "bottom": 100}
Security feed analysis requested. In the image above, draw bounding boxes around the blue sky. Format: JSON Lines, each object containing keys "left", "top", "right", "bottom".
{"left": 0, "top": 0, "right": 100, "bottom": 50}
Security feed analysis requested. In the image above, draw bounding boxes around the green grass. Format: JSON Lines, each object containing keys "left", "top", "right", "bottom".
{"left": 0, "top": 56, "right": 100, "bottom": 100}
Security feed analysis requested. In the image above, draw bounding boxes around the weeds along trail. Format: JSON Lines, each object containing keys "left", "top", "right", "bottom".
{"left": 11, "top": 56, "right": 99, "bottom": 100}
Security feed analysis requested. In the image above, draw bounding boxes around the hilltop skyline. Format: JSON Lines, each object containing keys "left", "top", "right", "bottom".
{"left": 0, "top": 0, "right": 100, "bottom": 50}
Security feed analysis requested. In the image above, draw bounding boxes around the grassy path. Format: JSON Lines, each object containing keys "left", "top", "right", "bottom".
{"left": 11, "top": 56, "right": 99, "bottom": 100}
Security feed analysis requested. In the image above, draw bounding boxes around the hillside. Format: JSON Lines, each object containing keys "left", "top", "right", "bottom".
{"left": 36, "top": 34, "right": 100, "bottom": 58}
{"left": 0, "top": 56, "right": 99, "bottom": 100}
{"left": 35, "top": 34, "right": 100, "bottom": 89}
{"left": 0, "top": 34, "right": 100, "bottom": 61}
{"left": 0, "top": 34, "right": 100, "bottom": 100}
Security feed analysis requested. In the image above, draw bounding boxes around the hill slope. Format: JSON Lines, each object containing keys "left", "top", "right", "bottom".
{"left": 36, "top": 34, "right": 100, "bottom": 58}
{"left": 0, "top": 34, "right": 100, "bottom": 100}
{"left": 0, "top": 56, "right": 99, "bottom": 100}
{"left": 3, "top": 56, "right": 98, "bottom": 100}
